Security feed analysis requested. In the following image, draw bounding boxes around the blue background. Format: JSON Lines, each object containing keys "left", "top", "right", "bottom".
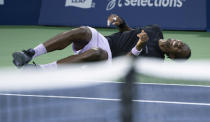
{"left": 0, "top": 0, "right": 210, "bottom": 31}
{"left": 39, "top": 0, "right": 206, "bottom": 30}
{"left": 207, "top": 0, "right": 210, "bottom": 31}
{"left": 0, "top": 0, "right": 41, "bottom": 25}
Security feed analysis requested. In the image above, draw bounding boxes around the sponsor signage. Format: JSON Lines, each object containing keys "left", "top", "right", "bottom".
{"left": 39, "top": 0, "right": 207, "bottom": 30}
{"left": 106, "top": 0, "right": 184, "bottom": 11}
{"left": 65, "top": 0, "right": 95, "bottom": 8}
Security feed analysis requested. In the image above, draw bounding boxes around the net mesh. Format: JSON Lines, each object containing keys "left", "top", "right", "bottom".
{"left": 134, "top": 58, "right": 210, "bottom": 122}
{"left": 0, "top": 57, "right": 133, "bottom": 122}
{"left": 0, "top": 84, "right": 123, "bottom": 122}
{"left": 1, "top": 57, "right": 210, "bottom": 122}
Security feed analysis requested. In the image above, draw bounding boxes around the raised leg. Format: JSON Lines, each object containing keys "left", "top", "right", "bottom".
{"left": 44, "top": 26, "right": 92, "bottom": 52}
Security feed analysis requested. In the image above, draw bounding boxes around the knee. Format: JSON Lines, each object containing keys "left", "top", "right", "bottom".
{"left": 77, "top": 26, "right": 92, "bottom": 40}
{"left": 89, "top": 48, "right": 108, "bottom": 61}
{"left": 63, "top": 26, "right": 92, "bottom": 41}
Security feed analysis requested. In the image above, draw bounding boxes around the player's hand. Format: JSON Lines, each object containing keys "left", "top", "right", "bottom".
{"left": 107, "top": 14, "right": 124, "bottom": 27}
{"left": 137, "top": 30, "right": 149, "bottom": 41}
{"left": 136, "top": 30, "right": 149, "bottom": 50}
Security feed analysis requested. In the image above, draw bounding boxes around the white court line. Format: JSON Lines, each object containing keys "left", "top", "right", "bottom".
{"left": 139, "top": 82, "right": 210, "bottom": 88}
{"left": 134, "top": 100, "right": 210, "bottom": 106}
{"left": 1, "top": 93, "right": 210, "bottom": 107}
{"left": 0, "top": 93, "right": 120, "bottom": 101}
{"left": 105, "top": 81, "right": 210, "bottom": 88}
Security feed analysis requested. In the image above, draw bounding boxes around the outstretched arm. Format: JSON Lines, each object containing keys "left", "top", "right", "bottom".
{"left": 128, "top": 30, "right": 149, "bottom": 56}
{"left": 107, "top": 14, "right": 133, "bottom": 32}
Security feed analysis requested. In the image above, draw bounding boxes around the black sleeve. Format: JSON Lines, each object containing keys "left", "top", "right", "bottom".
{"left": 105, "top": 32, "right": 123, "bottom": 57}
{"left": 106, "top": 29, "right": 140, "bottom": 58}
{"left": 140, "top": 24, "right": 165, "bottom": 59}
{"left": 105, "top": 32, "right": 122, "bottom": 46}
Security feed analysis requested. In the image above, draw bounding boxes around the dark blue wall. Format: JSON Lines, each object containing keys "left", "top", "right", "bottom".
{"left": 0, "top": 0, "right": 41, "bottom": 25}
{"left": 207, "top": 0, "right": 210, "bottom": 31}
{"left": 39, "top": 0, "right": 207, "bottom": 30}
{"left": 0, "top": 0, "right": 209, "bottom": 31}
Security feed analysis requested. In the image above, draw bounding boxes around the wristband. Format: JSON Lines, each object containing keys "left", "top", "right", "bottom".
{"left": 131, "top": 46, "right": 142, "bottom": 56}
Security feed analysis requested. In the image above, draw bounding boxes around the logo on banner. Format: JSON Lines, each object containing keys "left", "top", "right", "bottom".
{"left": 65, "top": 0, "right": 95, "bottom": 8}
{"left": 106, "top": 0, "right": 185, "bottom": 11}
{"left": 0, "top": 0, "right": 4, "bottom": 5}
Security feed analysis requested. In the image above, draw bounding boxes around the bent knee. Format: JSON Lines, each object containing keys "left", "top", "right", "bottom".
{"left": 93, "top": 48, "right": 108, "bottom": 60}
{"left": 77, "top": 26, "right": 92, "bottom": 41}
{"left": 64, "top": 26, "right": 92, "bottom": 41}
{"left": 87, "top": 48, "right": 108, "bottom": 61}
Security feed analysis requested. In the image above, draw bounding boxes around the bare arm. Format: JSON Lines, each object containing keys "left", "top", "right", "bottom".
{"left": 107, "top": 14, "right": 133, "bottom": 32}
{"left": 128, "top": 30, "right": 149, "bottom": 56}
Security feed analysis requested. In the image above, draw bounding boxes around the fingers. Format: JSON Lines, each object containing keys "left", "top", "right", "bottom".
{"left": 107, "top": 14, "right": 117, "bottom": 26}
{"left": 137, "top": 30, "right": 149, "bottom": 42}
{"left": 107, "top": 14, "right": 121, "bottom": 27}
{"left": 113, "top": 21, "right": 120, "bottom": 26}
{"left": 137, "top": 33, "right": 141, "bottom": 38}
{"left": 137, "top": 30, "right": 146, "bottom": 37}
{"left": 113, "top": 16, "right": 117, "bottom": 21}
{"left": 107, "top": 19, "right": 111, "bottom": 26}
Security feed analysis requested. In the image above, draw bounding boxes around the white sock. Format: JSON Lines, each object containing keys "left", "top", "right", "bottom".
{"left": 40, "top": 61, "right": 57, "bottom": 70}
{"left": 33, "top": 44, "right": 47, "bottom": 58}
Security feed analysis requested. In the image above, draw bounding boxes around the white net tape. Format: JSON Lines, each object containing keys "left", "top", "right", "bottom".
{"left": 1, "top": 56, "right": 210, "bottom": 91}
{"left": 135, "top": 58, "right": 210, "bottom": 81}
{"left": 0, "top": 57, "right": 132, "bottom": 91}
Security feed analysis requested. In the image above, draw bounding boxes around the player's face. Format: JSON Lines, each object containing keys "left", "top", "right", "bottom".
{"left": 159, "top": 39, "right": 190, "bottom": 59}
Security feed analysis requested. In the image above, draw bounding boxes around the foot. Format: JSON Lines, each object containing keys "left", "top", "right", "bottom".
{"left": 12, "top": 48, "right": 35, "bottom": 67}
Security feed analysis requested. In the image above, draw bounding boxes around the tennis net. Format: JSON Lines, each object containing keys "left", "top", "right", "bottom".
{"left": 0, "top": 57, "right": 135, "bottom": 122}
{"left": 1, "top": 56, "right": 210, "bottom": 122}
{"left": 134, "top": 57, "right": 210, "bottom": 122}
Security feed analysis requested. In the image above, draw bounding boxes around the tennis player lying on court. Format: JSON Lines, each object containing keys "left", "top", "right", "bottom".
{"left": 12, "top": 14, "right": 191, "bottom": 69}
{"left": 106, "top": 14, "right": 191, "bottom": 59}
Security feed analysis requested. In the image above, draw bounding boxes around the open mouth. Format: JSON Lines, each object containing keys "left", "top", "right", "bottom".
{"left": 170, "top": 40, "right": 181, "bottom": 47}
{"left": 171, "top": 41, "right": 176, "bottom": 47}
{"left": 172, "top": 40, "right": 183, "bottom": 48}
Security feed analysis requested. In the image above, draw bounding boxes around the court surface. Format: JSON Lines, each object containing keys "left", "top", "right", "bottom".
{"left": 0, "top": 26, "right": 210, "bottom": 67}
{"left": 0, "top": 26, "right": 210, "bottom": 122}
{"left": 1, "top": 82, "right": 210, "bottom": 122}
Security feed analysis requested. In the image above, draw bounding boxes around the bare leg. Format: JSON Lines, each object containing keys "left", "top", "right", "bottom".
{"left": 39, "top": 48, "right": 108, "bottom": 69}
{"left": 12, "top": 26, "right": 93, "bottom": 67}
{"left": 43, "top": 26, "right": 92, "bottom": 52}
{"left": 57, "top": 48, "right": 108, "bottom": 64}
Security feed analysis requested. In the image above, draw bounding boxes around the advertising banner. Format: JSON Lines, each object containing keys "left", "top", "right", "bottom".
{"left": 39, "top": 0, "right": 207, "bottom": 30}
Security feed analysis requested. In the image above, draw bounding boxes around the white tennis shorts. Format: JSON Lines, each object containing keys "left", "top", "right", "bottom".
{"left": 72, "top": 26, "right": 112, "bottom": 63}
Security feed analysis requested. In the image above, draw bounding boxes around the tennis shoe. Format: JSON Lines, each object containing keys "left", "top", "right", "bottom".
{"left": 12, "top": 48, "right": 35, "bottom": 67}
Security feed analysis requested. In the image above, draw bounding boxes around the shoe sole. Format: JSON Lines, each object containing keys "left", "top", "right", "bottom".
{"left": 12, "top": 52, "right": 25, "bottom": 66}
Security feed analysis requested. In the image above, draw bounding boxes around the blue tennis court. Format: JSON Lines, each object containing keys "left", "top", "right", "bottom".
{"left": 1, "top": 82, "right": 210, "bottom": 122}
